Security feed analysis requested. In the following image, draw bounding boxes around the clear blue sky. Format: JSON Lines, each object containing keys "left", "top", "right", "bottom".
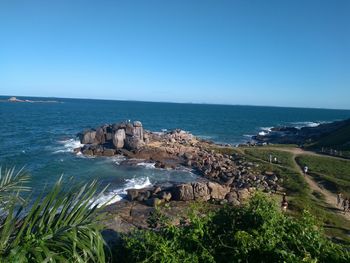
{"left": 0, "top": 0, "right": 349, "bottom": 109}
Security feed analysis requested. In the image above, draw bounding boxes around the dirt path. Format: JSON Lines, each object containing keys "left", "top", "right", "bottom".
{"left": 267, "top": 147, "right": 350, "bottom": 220}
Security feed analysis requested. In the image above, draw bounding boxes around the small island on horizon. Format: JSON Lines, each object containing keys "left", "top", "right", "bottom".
{"left": 0, "top": 96, "right": 60, "bottom": 103}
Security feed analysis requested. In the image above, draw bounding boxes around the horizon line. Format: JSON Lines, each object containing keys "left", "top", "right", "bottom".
{"left": 1, "top": 94, "right": 350, "bottom": 111}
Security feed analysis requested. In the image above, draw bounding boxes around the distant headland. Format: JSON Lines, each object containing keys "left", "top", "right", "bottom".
{"left": 0, "top": 96, "right": 60, "bottom": 103}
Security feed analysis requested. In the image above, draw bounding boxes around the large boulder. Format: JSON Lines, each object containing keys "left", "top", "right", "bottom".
{"left": 237, "top": 188, "right": 250, "bottom": 201}
{"left": 192, "top": 182, "right": 210, "bottom": 201}
{"left": 207, "top": 182, "right": 230, "bottom": 200}
{"left": 124, "top": 136, "right": 145, "bottom": 150}
{"left": 113, "top": 129, "right": 126, "bottom": 149}
{"left": 133, "top": 121, "right": 142, "bottom": 127}
{"left": 79, "top": 130, "right": 96, "bottom": 144}
{"left": 172, "top": 184, "right": 194, "bottom": 201}
{"left": 95, "top": 127, "right": 106, "bottom": 144}
{"left": 127, "top": 189, "right": 139, "bottom": 201}
{"left": 103, "top": 148, "right": 115, "bottom": 156}
{"left": 133, "top": 126, "right": 144, "bottom": 140}
{"left": 125, "top": 123, "right": 134, "bottom": 136}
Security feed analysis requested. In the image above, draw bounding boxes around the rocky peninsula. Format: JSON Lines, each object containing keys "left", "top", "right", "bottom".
{"left": 75, "top": 121, "right": 281, "bottom": 211}
{"left": 252, "top": 118, "right": 350, "bottom": 146}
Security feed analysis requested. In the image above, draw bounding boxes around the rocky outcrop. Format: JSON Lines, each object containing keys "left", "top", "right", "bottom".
{"left": 113, "top": 129, "right": 126, "bottom": 149}
{"left": 76, "top": 120, "right": 282, "bottom": 208}
{"left": 80, "top": 130, "right": 96, "bottom": 144}
{"left": 252, "top": 118, "right": 350, "bottom": 145}
{"left": 173, "top": 184, "right": 194, "bottom": 201}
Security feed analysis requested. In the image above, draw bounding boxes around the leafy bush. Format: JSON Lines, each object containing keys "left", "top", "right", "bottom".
{"left": 0, "top": 167, "right": 107, "bottom": 263}
{"left": 120, "top": 193, "right": 350, "bottom": 263}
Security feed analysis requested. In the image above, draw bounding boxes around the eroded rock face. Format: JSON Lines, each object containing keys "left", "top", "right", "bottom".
{"left": 192, "top": 182, "right": 210, "bottom": 201}
{"left": 113, "top": 129, "right": 126, "bottom": 149}
{"left": 208, "top": 182, "right": 230, "bottom": 200}
{"left": 95, "top": 128, "right": 106, "bottom": 144}
{"left": 124, "top": 136, "right": 145, "bottom": 150}
{"left": 80, "top": 130, "right": 96, "bottom": 144}
{"left": 173, "top": 184, "right": 194, "bottom": 201}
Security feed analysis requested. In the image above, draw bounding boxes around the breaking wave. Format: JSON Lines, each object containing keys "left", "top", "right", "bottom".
{"left": 93, "top": 177, "right": 152, "bottom": 207}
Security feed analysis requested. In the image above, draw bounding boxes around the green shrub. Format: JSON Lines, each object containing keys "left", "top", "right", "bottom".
{"left": 121, "top": 193, "right": 350, "bottom": 263}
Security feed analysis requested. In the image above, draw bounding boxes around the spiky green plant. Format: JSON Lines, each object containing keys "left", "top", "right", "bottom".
{"left": 0, "top": 167, "right": 31, "bottom": 206}
{"left": 0, "top": 167, "right": 108, "bottom": 263}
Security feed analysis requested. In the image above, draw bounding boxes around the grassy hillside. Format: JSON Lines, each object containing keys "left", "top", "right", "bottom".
{"left": 296, "top": 154, "right": 350, "bottom": 194}
{"left": 306, "top": 122, "right": 350, "bottom": 157}
{"left": 241, "top": 147, "right": 350, "bottom": 243}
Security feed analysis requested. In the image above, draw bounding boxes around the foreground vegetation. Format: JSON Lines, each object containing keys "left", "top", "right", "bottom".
{"left": 241, "top": 146, "right": 350, "bottom": 243}
{"left": 118, "top": 193, "right": 350, "bottom": 263}
{"left": 2, "top": 163, "right": 350, "bottom": 262}
{"left": 0, "top": 167, "right": 107, "bottom": 262}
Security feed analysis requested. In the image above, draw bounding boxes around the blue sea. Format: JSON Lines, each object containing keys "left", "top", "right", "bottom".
{"left": 1, "top": 96, "right": 350, "bottom": 204}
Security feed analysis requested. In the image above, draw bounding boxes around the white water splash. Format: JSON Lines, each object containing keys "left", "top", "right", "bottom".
{"left": 94, "top": 177, "right": 152, "bottom": 207}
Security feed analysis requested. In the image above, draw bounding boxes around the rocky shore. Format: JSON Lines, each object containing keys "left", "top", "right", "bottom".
{"left": 75, "top": 121, "right": 281, "bottom": 208}
{"left": 252, "top": 118, "right": 350, "bottom": 145}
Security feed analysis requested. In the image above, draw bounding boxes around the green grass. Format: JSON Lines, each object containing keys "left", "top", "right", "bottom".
{"left": 296, "top": 154, "right": 350, "bottom": 195}
{"left": 243, "top": 148, "right": 296, "bottom": 168}
{"left": 241, "top": 148, "right": 350, "bottom": 243}
{"left": 307, "top": 123, "right": 350, "bottom": 151}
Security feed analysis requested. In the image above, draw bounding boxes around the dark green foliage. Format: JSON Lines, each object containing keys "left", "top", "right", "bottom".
{"left": 0, "top": 168, "right": 107, "bottom": 263}
{"left": 121, "top": 193, "right": 350, "bottom": 263}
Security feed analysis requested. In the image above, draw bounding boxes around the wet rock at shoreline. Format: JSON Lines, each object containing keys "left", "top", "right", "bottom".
{"left": 76, "top": 120, "right": 281, "bottom": 208}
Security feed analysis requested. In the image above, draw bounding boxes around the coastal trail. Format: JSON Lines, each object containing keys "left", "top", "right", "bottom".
{"left": 264, "top": 147, "right": 350, "bottom": 221}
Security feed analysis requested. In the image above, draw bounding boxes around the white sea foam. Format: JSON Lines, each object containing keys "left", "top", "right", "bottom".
{"left": 258, "top": 131, "right": 268, "bottom": 136}
{"left": 257, "top": 127, "right": 273, "bottom": 136}
{"left": 136, "top": 162, "right": 156, "bottom": 169}
{"left": 93, "top": 177, "right": 152, "bottom": 207}
{"left": 260, "top": 127, "right": 273, "bottom": 132}
{"left": 291, "top": 121, "right": 326, "bottom": 129}
{"left": 53, "top": 138, "right": 83, "bottom": 154}
{"left": 110, "top": 155, "right": 127, "bottom": 165}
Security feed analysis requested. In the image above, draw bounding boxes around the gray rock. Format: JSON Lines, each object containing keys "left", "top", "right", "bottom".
{"left": 103, "top": 148, "right": 115, "bottom": 156}
{"left": 82, "top": 148, "right": 93, "bottom": 155}
{"left": 95, "top": 128, "right": 105, "bottom": 144}
{"left": 184, "top": 152, "right": 193, "bottom": 160}
{"left": 172, "top": 184, "right": 194, "bottom": 201}
{"left": 80, "top": 130, "right": 96, "bottom": 144}
{"left": 124, "top": 136, "right": 145, "bottom": 150}
{"left": 159, "top": 192, "right": 172, "bottom": 202}
{"left": 207, "top": 182, "right": 230, "bottom": 200}
{"left": 237, "top": 188, "right": 250, "bottom": 201}
{"left": 127, "top": 189, "right": 139, "bottom": 201}
{"left": 133, "top": 121, "right": 142, "bottom": 127}
{"left": 125, "top": 123, "right": 134, "bottom": 136}
{"left": 133, "top": 126, "right": 144, "bottom": 140}
{"left": 192, "top": 182, "right": 210, "bottom": 201}
{"left": 113, "top": 129, "right": 126, "bottom": 149}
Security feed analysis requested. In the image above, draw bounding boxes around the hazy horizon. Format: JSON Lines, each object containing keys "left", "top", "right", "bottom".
{"left": 2, "top": 94, "right": 350, "bottom": 111}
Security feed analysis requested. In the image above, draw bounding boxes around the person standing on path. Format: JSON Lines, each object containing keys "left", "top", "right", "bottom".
{"left": 303, "top": 165, "right": 308, "bottom": 175}
{"left": 281, "top": 193, "right": 288, "bottom": 212}
{"left": 337, "top": 193, "right": 343, "bottom": 207}
{"left": 343, "top": 198, "right": 349, "bottom": 215}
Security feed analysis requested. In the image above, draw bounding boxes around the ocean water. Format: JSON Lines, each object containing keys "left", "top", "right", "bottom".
{"left": 1, "top": 96, "right": 350, "bottom": 203}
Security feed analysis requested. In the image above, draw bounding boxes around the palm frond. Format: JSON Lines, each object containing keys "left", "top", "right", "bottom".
{"left": 0, "top": 175, "right": 108, "bottom": 262}
{"left": 0, "top": 167, "right": 31, "bottom": 206}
